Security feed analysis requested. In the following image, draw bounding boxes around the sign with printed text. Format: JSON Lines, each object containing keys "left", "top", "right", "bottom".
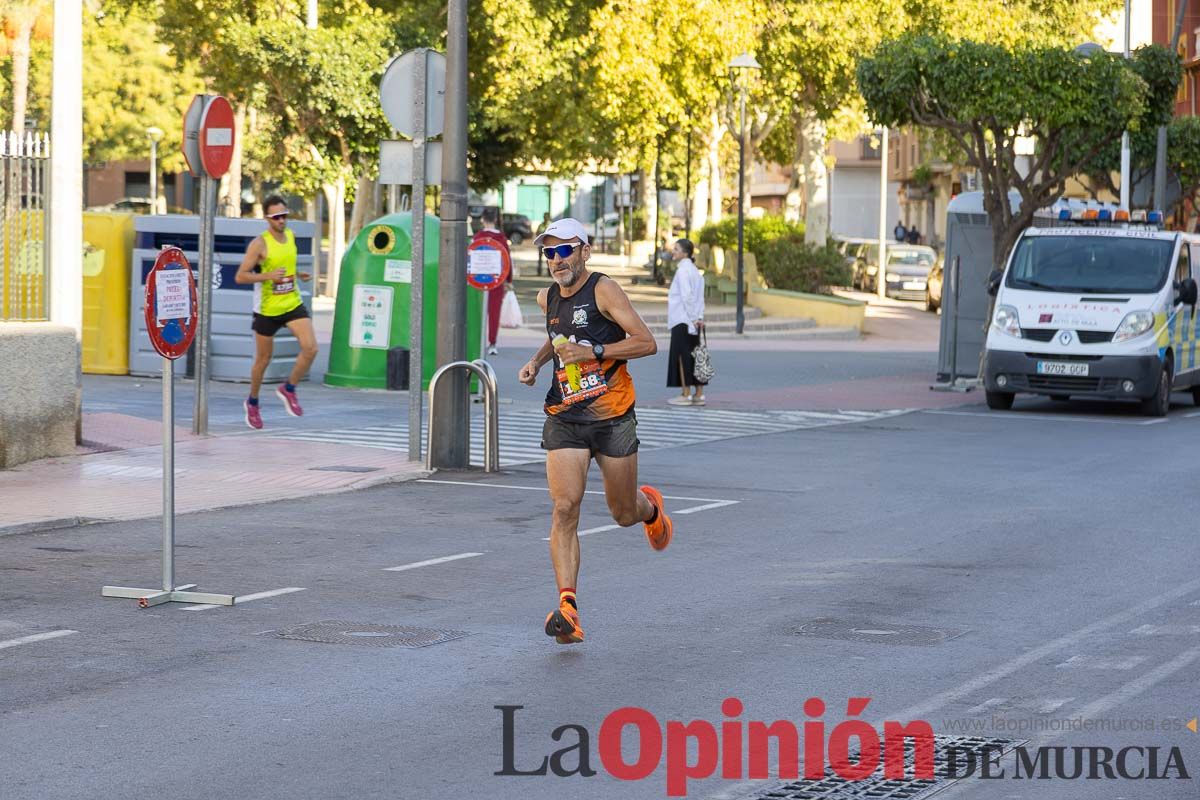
{"left": 466, "top": 238, "right": 511, "bottom": 291}
{"left": 349, "top": 284, "right": 393, "bottom": 349}
{"left": 384, "top": 258, "right": 413, "bottom": 283}
{"left": 144, "top": 247, "right": 198, "bottom": 360}
{"left": 155, "top": 270, "right": 191, "bottom": 323}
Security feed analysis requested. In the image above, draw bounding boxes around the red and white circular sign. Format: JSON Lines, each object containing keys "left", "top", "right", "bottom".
{"left": 199, "top": 96, "right": 236, "bottom": 178}
{"left": 144, "top": 247, "right": 198, "bottom": 360}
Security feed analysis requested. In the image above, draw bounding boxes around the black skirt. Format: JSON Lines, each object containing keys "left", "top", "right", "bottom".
{"left": 667, "top": 323, "right": 707, "bottom": 387}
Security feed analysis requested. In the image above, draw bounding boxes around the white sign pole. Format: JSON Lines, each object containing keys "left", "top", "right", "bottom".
{"left": 162, "top": 353, "right": 175, "bottom": 590}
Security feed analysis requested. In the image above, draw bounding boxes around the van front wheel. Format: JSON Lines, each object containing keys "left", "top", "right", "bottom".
{"left": 1140, "top": 362, "right": 1172, "bottom": 417}
{"left": 986, "top": 391, "right": 1015, "bottom": 410}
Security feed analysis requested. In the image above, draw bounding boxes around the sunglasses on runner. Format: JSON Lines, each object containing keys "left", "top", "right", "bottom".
{"left": 267, "top": 212, "right": 289, "bottom": 220}
{"left": 542, "top": 242, "right": 582, "bottom": 261}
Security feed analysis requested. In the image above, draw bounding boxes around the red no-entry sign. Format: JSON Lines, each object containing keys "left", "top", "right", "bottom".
{"left": 145, "top": 247, "right": 198, "bottom": 360}
{"left": 199, "top": 96, "right": 235, "bottom": 178}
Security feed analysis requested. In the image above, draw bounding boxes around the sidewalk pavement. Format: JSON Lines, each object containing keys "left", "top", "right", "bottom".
{"left": 0, "top": 413, "right": 428, "bottom": 536}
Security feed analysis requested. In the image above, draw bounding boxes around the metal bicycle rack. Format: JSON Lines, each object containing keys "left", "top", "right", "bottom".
{"left": 426, "top": 359, "right": 499, "bottom": 472}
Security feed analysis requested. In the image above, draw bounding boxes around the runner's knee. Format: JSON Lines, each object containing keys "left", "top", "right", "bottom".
{"left": 551, "top": 497, "right": 582, "bottom": 522}
{"left": 301, "top": 341, "right": 319, "bottom": 360}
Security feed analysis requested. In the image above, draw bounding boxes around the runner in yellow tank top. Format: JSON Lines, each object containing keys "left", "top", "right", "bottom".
{"left": 234, "top": 195, "right": 318, "bottom": 429}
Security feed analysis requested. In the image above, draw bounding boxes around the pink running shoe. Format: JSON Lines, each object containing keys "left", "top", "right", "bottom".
{"left": 244, "top": 400, "right": 263, "bottom": 430}
{"left": 276, "top": 384, "right": 303, "bottom": 417}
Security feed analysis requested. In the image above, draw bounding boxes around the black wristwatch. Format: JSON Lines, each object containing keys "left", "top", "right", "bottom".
{"left": 592, "top": 343, "right": 606, "bottom": 360}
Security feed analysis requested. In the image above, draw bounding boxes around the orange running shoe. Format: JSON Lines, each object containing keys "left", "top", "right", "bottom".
{"left": 640, "top": 485, "right": 673, "bottom": 551}
{"left": 544, "top": 599, "right": 584, "bottom": 644}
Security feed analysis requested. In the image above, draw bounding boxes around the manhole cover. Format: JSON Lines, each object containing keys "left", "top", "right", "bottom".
{"left": 275, "top": 620, "right": 468, "bottom": 648}
{"left": 308, "top": 465, "right": 382, "bottom": 473}
{"left": 750, "top": 734, "right": 1023, "bottom": 799}
{"left": 793, "top": 618, "right": 965, "bottom": 647}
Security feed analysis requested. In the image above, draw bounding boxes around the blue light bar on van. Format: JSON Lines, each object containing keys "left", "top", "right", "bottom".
{"left": 1058, "top": 209, "right": 1071, "bottom": 220}
{"left": 1148, "top": 211, "right": 1163, "bottom": 224}
{"left": 1097, "top": 209, "right": 1112, "bottom": 221}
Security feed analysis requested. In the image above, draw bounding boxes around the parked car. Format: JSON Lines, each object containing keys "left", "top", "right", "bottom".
{"left": 834, "top": 237, "right": 871, "bottom": 288}
{"left": 586, "top": 212, "right": 621, "bottom": 242}
{"left": 858, "top": 244, "right": 938, "bottom": 300}
{"left": 925, "top": 258, "right": 944, "bottom": 312}
{"left": 502, "top": 213, "right": 533, "bottom": 245}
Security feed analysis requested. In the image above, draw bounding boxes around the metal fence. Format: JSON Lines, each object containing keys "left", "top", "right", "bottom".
{"left": 0, "top": 131, "right": 50, "bottom": 321}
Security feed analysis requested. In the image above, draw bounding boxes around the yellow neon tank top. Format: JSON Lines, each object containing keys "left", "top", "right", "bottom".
{"left": 254, "top": 228, "right": 302, "bottom": 316}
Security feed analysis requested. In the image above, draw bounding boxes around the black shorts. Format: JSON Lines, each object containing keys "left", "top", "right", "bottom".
{"left": 541, "top": 409, "right": 639, "bottom": 458}
{"left": 252, "top": 304, "right": 310, "bottom": 337}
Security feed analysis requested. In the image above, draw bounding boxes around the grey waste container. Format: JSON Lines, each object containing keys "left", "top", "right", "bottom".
{"left": 129, "top": 214, "right": 315, "bottom": 381}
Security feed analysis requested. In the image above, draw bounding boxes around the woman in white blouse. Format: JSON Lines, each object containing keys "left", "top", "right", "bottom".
{"left": 665, "top": 238, "right": 707, "bottom": 406}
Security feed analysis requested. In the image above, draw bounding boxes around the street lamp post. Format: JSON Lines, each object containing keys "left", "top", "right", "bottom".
{"left": 147, "top": 126, "right": 163, "bottom": 215}
{"left": 730, "top": 52, "right": 760, "bottom": 335}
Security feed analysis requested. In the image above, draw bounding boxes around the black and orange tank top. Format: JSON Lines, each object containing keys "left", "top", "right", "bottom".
{"left": 544, "top": 271, "right": 636, "bottom": 421}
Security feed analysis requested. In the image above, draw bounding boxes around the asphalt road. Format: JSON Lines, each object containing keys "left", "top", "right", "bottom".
{"left": 3, "top": 399, "right": 1200, "bottom": 799}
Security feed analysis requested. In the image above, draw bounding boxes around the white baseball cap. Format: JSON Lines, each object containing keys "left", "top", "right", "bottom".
{"left": 533, "top": 217, "right": 589, "bottom": 246}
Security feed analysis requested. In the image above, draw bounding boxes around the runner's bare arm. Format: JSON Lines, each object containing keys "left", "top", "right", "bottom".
{"left": 519, "top": 290, "right": 555, "bottom": 385}
{"left": 589, "top": 277, "right": 657, "bottom": 360}
{"left": 235, "top": 238, "right": 280, "bottom": 283}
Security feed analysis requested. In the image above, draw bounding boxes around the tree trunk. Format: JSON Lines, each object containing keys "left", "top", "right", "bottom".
{"left": 252, "top": 178, "right": 264, "bottom": 218}
{"left": 708, "top": 109, "right": 724, "bottom": 221}
{"left": 800, "top": 111, "right": 829, "bottom": 246}
{"left": 323, "top": 175, "right": 347, "bottom": 298}
{"left": 784, "top": 115, "right": 804, "bottom": 224}
{"left": 11, "top": 14, "right": 34, "bottom": 133}
{"left": 638, "top": 164, "right": 656, "bottom": 243}
{"left": 692, "top": 146, "right": 710, "bottom": 233}
{"left": 348, "top": 171, "right": 374, "bottom": 243}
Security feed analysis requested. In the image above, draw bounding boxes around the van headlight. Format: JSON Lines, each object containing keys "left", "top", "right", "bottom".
{"left": 993, "top": 305, "right": 1021, "bottom": 338}
{"left": 886, "top": 272, "right": 900, "bottom": 282}
{"left": 1112, "top": 310, "right": 1155, "bottom": 343}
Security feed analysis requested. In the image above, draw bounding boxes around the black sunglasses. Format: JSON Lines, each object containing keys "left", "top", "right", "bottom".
{"left": 542, "top": 242, "right": 582, "bottom": 261}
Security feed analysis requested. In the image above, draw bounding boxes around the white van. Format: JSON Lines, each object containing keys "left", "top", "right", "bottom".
{"left": 982, "top": 216, "right": 1200, "bottom": 416}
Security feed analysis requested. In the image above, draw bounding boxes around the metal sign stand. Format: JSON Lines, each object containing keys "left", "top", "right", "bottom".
{"left": 102, "top": 248, "right": 235, "bottom": 609}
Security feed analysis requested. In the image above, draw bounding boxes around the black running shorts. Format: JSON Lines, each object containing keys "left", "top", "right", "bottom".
{"left": 252, "top": 303, "right": 310, "bottom": 337}
{"left": 541, "top": 409, "right": 639, "bottom": 458}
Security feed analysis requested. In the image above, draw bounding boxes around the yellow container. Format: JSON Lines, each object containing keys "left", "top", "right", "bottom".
{"left": 81, "top": 212, "right": 134, "bottom": 374}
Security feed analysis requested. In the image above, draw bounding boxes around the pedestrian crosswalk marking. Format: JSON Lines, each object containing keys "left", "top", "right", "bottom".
{"left": 266, "top": 407, "right": 911, "bottom": 467}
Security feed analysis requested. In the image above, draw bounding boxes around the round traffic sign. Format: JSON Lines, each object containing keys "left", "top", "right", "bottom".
{"left": 199, "top": 95, "right": 236, "bottom": 178}
{"left": 466, "top": 236, "right": 512, "bottom": 291}
{"left": 380, "top": 49, "right": 446, "bottom": 139}
{"left": 145, "top": 247, "right": 198, "bottom": 360}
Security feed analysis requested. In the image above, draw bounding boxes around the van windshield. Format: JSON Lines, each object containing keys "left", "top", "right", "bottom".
{"left": 1006, "top": 235, "right": 1174, "bottom": 294}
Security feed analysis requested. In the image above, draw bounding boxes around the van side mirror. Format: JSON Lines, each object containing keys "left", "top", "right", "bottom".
{"left": 986, "top": 269, "right": 1003, "bottom": 297}
{"left": 1180, "top": 277, "right": 1198, "bottom": 306}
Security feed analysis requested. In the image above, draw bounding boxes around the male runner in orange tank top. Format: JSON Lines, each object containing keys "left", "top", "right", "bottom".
{"left": 518, "top": 217, "right": 674, "bottom": 644}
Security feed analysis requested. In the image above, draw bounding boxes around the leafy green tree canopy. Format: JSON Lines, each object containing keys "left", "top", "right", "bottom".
{"left": 857, "top": 34, "right": 1177, "bottom": 269}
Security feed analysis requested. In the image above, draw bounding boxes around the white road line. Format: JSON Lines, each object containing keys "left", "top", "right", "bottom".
{"left": 384, "top": 552, "right": 484, "bottom": 572}
{"left": 540, "top": 501, "right": 741, "bottom": 540}
{"left": 1040, "top": 647, "right": 1200, "bottom": 743}
{"left": 0, "top": 630, "right": 76, "bottom": 651}
{"left": 1054, "top": 654, "right": 1147, "bottom": 670}
{"left": 417, "top": 478, "right": 734, "bottom": 503}
{"left": 673, "top": 500, "right": 740, "bottom": 515}
{"left": 1035, "top": 698, "right": 1074, "bottom": 714}
{"left": 890, "top": 574, "right": 1200, "bottom": 723}
{"left": 181, "top": 587, "right": 307, "bottom": 612}
{"left": 578, "top": 524, "right": 622, "bottom": 538}
{"left": 966, "top": 697, "right": 1007, "bottom": 714}
{"left": 924, "top": 409, "right": 1168, "bottom": 426}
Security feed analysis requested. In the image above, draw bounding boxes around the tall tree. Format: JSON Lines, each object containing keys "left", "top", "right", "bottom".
{"left": 1, "top": 0, "right": 51, "bottom": 133}
{"left": 857, "top": 35, "right": 1177, "bottom": 271}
